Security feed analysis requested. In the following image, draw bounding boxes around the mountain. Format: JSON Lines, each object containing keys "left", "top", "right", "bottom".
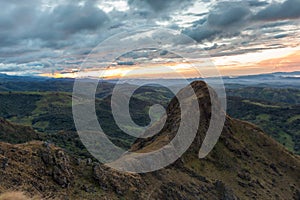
{"left": 228, "top": 96, "right": 300, "bottom": 154}
{"left": 0, "top": 74, "right": 115, "bottom": 97}
{"left": 0, "top": 81, "right": 299, "bottom": 199}
{"left": 0, "top": 85, "right": 173, "bottom": 150}
{"left": 226, "top": 86, "right": 300, "bottom": 154}
{"left": 0, "top": 74, "right": 73, "bottom": 92}
{"left": 226, "top": 87, "right": 300, "bottom": 105}
{"left": 2, "top": 76, "right": 300, "bottom": 157}
{"left": 221, "top": 71, "right": 300, "bottom": 89}
{"left": 0, "top": 118, "right": 42, "bottom": 144}
{"left": 1, "top": 72, "right": 300, "bottom": 94}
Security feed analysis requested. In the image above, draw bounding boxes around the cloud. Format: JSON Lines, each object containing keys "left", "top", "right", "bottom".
{"left": 34, "top": 2, "right": 109, "bottom": 41}
{"left": 273, "top": 33, "right": 289, "bottom": 39}
{"left": 183, "top": 2, "right": 252, "bottom": 42}
{"left": 183, "top": 0, "right": 300, "bottom": 44}
{"left": 247, "top": 0, "right": 269, "bottom": 7}
{"left": 0, "top": 0, "right": 115, "bottom": 74}
{"left": 128, "top": 0, "right": 194, "bottom": 15}
{"left": 183, "top": 25, "right": 220, "bottom": 42}
{"left": 0, "top": 0, "right": 299, "bottom": 76}
{"left": 207, "top": 4, "right": 251, "bottom": 27}
{"left": 0, "top": 1, "right": 109, "bottom": 48}
{"left": 254, "top": 0, "right": 300, "bottom": 21}
{"left": 0, "top": 62, "right": 45, "bottom": 74}
{"left": 0, "top": 1, "right": 39, "bottom": 46}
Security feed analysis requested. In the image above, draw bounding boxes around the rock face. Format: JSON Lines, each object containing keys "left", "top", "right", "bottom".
{"left": 40, "top": 144, "right": 73, "bottom": 188}
{"left": 215, "top": 180, "right": 239, "bottom": 200}
{"left": 0, "top": 141, "right": 73, "bottom": 193}
{"left": 93, "top": 164, "right": 143, "bottom": 195}
{"left": 0, "top": 81, "right": 299, "bottom": 199}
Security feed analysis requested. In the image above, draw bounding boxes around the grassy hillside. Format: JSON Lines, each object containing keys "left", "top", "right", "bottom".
{"left": 226, "top": 87, "right": 300, "bottom": 105}
{"left": 0, "top": 118, "right": 42, "bottom": 144}
{"left": 0, "top": 92, "right": 74, "bottom": 132}
{"left": 0, "top": 87, "right": 173, "bottom": 157}
{"left": 228, "top": 96, "right": 300, "bottom": 154}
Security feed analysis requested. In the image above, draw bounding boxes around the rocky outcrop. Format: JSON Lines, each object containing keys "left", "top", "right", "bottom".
{"left": 40, "top": 143, "right": 73, "bottom": 188}
{"left": 93, "top": 164, "right": 143, "bottom": 195}
{"left": 215, "top": 180, "right": 239, "bottom": 200}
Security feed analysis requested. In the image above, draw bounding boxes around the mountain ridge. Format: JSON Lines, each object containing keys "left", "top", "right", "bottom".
{"left": 0, "top": 81, "right": 299, "bottom": 199}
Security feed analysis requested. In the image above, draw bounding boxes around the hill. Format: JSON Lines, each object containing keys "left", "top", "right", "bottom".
{"left": 0, "top": 86, "right": 173, "bottom": 151}
{"left": 226, "top": 87, "right": 300, "bottom": 105}
{"left": 227, "top": 96, "right": 300, "bottom": 154}
{"left": 0, "top": 81, "right": 299, "bottom": 199}
{"left": 0, "top": 118, "right": 42, "bottom": 144}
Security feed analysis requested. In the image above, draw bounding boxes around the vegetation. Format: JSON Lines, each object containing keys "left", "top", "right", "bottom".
{"left": 226, "top": 87, "right": 300, "bottom": 105}
{"left": 1, "top": 84, "right": 300, "bottom": 156}
{"left": 0, "top": 85, "right": 173, "bottom": 157}
{"left": 0, "top": 81, "right": 298, "bottom": 199}
{"left": 228, "top": 96, "right": 300, "bottom": 154}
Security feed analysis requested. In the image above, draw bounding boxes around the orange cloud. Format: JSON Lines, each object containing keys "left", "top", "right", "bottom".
{"left": 258, "top": 51, "right": 300, "bottom": 72}
{"left": 217, "top": 50, "right": 300, "bottom": 76}
{"left": 40, "top": 50, "right": 300, "bottom": 79}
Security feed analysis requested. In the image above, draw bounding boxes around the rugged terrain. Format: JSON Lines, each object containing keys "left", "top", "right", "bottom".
{"left": 1, "top": 75, "right": 300, "bottom": 155}
{"left": 228, "top": 95, "right": 300, "bottom": 154}
{"left": 0, "top": 81, "right": 299, "bottom": 199}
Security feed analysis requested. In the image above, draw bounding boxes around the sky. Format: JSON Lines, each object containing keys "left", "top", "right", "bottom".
{"left": 0, "top": 0, "right": 299, "bottom": 78}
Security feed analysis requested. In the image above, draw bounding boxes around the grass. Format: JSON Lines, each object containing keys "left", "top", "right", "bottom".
{"left": 278, "top": 131, "right": 294, "bottom": 152}
{"left": 256, "top": 114, "right": 270, "bottom": 121}
{"left": 228, "top": 96, "right": 300, "bottom": 154}
{"left": 242, "top": 100, "right": 280, "bottom": 108}
{"left": 287, "top": 115, "right": 300, "bottom": 123}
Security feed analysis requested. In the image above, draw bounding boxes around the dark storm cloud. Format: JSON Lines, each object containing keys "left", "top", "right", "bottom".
{"left": 117, "top": 61, "right": 135, "bottom": 65}
{"left": 0, "top": 1, "right": 39, "bottom": 46}
{"left": 34, "top": 2, "right": 109, "bottom": 41}
{"left": 0, "top": 0, "right": 113, "bottom": 74}
{"left": 0, "top": 1, "right": 109, "bottom": 48}
{"left": 273, "top": 33, "right": 289, "bottom": 39}
{"left": 247, "top": 0, "right": 269, "bottom": 7}
{"left": 183, "top": 0, "right": 300, "bottom": 43}
{"left": 128, "top": 0, "right": 193, "bottom": 15}
{"left": 260, "top": 21, "right": 291, "bottom": 28}
{"left": 207, "top": 4, "right": 251, "bottom": 27}
{"left": 254, "top": 0, "right": 300, "bottom": 21}
{"left": 183, "top": 26, "right": 220, "bottom": 42}
{"left": 183, "top": 2, "right": 252, "bottom": 42}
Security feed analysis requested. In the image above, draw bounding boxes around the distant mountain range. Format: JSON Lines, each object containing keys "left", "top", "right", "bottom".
{"left": 220, "top": 71, "right": 300, "bottom": 88}
{"left": 1, "top": 71, "right": 299, "bottom": 91}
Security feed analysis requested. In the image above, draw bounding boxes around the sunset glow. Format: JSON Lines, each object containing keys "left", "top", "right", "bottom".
{"left": 42, "top": 48, "right": 300, "bottom": 79}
